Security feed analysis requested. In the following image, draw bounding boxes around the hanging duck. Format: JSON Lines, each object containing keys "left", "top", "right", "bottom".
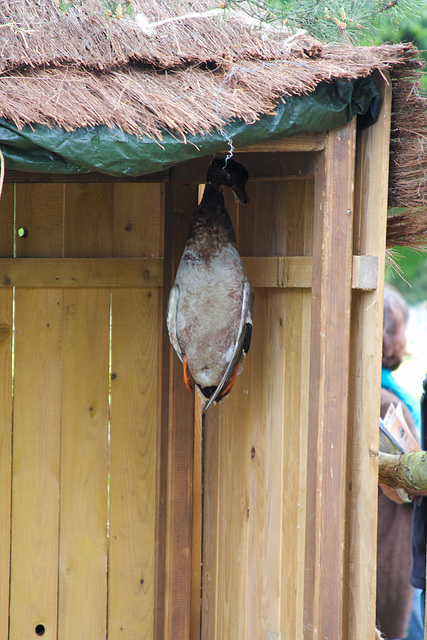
{"left": 167, "top": 157, "right": 254, "bottom": 412}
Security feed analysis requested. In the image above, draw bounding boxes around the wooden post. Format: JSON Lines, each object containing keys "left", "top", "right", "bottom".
{"left": 304, "top": 119, "right": 357, "bottom": 639}
{"left": 348, "top": 74, "right": 392, "bottom": 640}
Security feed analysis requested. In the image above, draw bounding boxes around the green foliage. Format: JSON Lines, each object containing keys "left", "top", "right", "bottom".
{"left": 374, "top": 4, "right": 427, "bottom": 93}
{"left": 386, "top": 247, "right": 427, "bottom": 304}
{"left": 222, "top": 0, "right": 427, "bottom": 45}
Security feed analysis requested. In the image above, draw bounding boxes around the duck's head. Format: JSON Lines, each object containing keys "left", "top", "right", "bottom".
{"left": 206, "top": 158, "right": 250, "bottom": 204}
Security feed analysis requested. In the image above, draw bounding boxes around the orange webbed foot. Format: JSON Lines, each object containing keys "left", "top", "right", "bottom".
{"left": 219, "top": 366, "right": 238, "bottom": 399}
{"left": 183, "top": 355, "right": 193, "bottom": 393}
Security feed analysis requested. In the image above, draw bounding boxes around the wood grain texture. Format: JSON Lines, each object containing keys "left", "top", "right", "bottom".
{"left": 109, "top": 289, "right": 158, "bottom": 640}
{"left": 0, "top": 183, "right": 13, "bottom": 638}
{"left": 5, "top": 169, "right": 169, "bottom": 184}
{"left": 304, "top": 120, "right": 356, "bottom": 640}
{"left": 0, "top": 255, "right": 375, "bottom": 290}
{"left": 238, "top": 133, "right": 326, "bottom": 153}
{"left": 108, "top": 182, "right": 162, "bottom": 640}
{"left": 64, "top": 183, "right": 113, "bottom": 257}
{"left": 191, "top": 394, "right": 204, "bottom": 640}
{"left": 9, "top": 289, "right": 63, "bottom": 640}
{"left": 58, "top": 289, "right": 110, "bottom": 640}
{"left": 0, "top": 183, "right": 14, "bottom": 257}
{"left": 113, "top": 183, "right": 164, "bottom": 257}
{"left": 15, "top": 183, "right": 64, "bottom": 257}
{"left": 10, "top": 181, "right": 65, "bottom": 640}
{"left": 347, "top": 75, "right": 392, "bottom": 640}
{"left": 0, "top": 257, "right": 163, "bottom": 288}
{"left": 171, "top": 151, "right": 321, "bottom": 187}
{"left": 202, "top": 179, "right": 314, "bottom": 640}
{"left": 58, "top": 183, "right": 112, "bottom": 639}
{"left": 0, "top": 289, "right": 13, "bottom": 640}
{"left": 159, "top": 182, "right": 197, "bottom": 640}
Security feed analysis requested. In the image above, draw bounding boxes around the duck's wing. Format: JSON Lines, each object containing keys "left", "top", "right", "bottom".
{"left": 203, "top": 279, "right": 254, "bottom": 412}
{"left": 166, "top": 285, "right": 183, "bottom": 363}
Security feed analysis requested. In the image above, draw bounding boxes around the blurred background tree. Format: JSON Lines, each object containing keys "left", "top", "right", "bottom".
{"left": 380, "top": 7, "right": 427, "bottom": 304}
{"left": 221, "top": 0, "right": 427, "bottom": 53}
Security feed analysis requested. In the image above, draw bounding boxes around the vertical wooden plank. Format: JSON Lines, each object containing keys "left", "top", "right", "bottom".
{"left": 246, "top": 287, "right": 269, "bottom": 640}
{"left": 191, "top": 394, "right": 204, "bottom": 640}
{"left": 201, "top": 402, "right": 220, "bottom": 640}
{"left": 216, "top": 380, "right": 251, "bottom": 640}
{"left": 242, "top": 181, "right": 282, "bottom": 640}
{"left": 159, "top": 182, "right": 197, "bottom": 640}
{"left": 347, "top": 76, "right": 392, "bottom": 640}
{"left": 15, "top": 184, "right": 64, "bottom": 257}
{"left": 64, "top": 183, "right": 113, "bottom": 257}
{"left": 9, "top": 288, "right": 63, "bottom": 640}
{"left": 108, "top": 289, "right": 158, "bottom": 639}
{"left": 280, "top": 290, "right": 312, "bottom": 640}
{"left": 109, "top": 183, "right": 163, "bottom": 640}
{"left": 113, "top": 183, "right": 164, "bottom": 257}
{"left": 0, "top": 183, "right": 14, "bottom": 256}
{"left": 10, "top": 183, "right": 64, "bottom": 640}
{"left": 0, "top": 183, "right": 14, "bottom": 640}
{"left": 0, "top": 289, "right": 12, "bottom": 640}
{"left": 58, "top": 289, "right": 110, "bottom": 640}
{"left": 279, "top": 181, "right": 313, "bottom": 640}
{"left": 58, "top": 184, "right": 111, "bottom": 640}
{"left": 303, "top": 120, "right": 356, "bottom": 640}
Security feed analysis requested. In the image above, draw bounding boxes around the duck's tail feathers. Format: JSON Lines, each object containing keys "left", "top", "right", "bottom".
{"left": 203, "top": 280, "right": 253, "bottom": 412}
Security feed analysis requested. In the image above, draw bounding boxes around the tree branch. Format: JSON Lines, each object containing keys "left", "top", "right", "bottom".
{"left": 377, "top": 451, "right": 427, "bottom": 490}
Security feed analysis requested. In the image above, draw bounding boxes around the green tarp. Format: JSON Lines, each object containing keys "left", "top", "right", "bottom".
{"left": 0, "top": 77, "right": 379, "bottom": 177}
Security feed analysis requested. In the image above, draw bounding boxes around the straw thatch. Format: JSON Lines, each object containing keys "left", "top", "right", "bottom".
{"left": 387, "top": 65, "right": 427, "bottom": 248}
{"left": 0, "top": 0, "right": 426, "bottom": 245}
{"left": 0, "top": 0, "right": 422, "bottom": 139}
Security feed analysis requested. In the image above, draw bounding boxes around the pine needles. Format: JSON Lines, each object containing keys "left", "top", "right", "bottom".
{"left": 220, "top": 0, "right": 427, "bottom": 45}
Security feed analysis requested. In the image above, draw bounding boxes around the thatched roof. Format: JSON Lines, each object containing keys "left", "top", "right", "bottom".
{"left": 0, "top": 0, "right": 426, "bottom": 241}
{"left": 0, "top": 0, "right": 422, "bottom": 139}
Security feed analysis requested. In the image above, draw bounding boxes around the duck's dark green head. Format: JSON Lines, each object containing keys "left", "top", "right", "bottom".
{"left": 207, "top": 158, "right": 250, "bottom": 204}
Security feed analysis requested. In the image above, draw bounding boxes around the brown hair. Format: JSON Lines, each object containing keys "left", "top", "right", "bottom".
{"left": 382, "top": 286, "right": 409, "bottom": 371}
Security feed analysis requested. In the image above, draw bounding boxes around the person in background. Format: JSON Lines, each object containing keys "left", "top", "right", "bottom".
{"left": 376, "top": 286, "right": 423, "bottom": 640}
{"left": 409, "top": 374, "right": 427, "bottom": 630}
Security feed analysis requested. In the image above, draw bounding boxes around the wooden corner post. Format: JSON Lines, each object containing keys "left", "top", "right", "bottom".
{"left": 304, "top": 119, "right": 357, "bottom": 639}
{"left": 347, "top": 74, "right": 392, "bottom": 640}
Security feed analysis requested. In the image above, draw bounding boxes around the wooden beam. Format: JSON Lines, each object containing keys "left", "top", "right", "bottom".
{"left": 5, "top": 169, "right": 170, "bottom": 184}
{"left": 0, "top": 255, "right": 377, "bottom": 290}
{"left": 4, "top": 135, "right": 325, "bottom": 186}
{"left": 304, "top": 119, "right": 357, "bottom": 640}
{"left": 0, "top": 257, "right": 163, "bottom": 288}
{"left": 237, "top": 133, "right": 326, "bottom": 153}
{"left": 347, "top": 73, "right": 392, "bottom": 640}
{"left": 171, "top": 152, "right": 320, "bottom": 185}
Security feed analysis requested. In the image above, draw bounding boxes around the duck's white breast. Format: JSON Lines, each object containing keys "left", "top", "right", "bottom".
{"left": 174, "top": 244, "right": 246, "bottom": 387}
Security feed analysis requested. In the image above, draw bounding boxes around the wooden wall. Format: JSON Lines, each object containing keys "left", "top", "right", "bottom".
{"left": 0, "top": 75, "right": 391, "bottom": 640}
{"left": 0, "top": 181, "right": 164, "bottom": 640}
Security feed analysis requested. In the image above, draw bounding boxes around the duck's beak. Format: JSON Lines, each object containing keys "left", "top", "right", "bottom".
{"left": 232, "top": 184, "right": 249, "bottom": 204}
